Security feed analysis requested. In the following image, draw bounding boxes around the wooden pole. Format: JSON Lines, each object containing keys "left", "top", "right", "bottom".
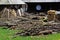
{"left": 7, "top": 9, "right": 9, "bottom": 19}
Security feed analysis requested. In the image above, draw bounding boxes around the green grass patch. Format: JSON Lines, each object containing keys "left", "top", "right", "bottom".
{"left": 0, "top": 27, "right": 60, "bottom": 40}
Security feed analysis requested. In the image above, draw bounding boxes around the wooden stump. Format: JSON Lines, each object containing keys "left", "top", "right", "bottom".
{"left": 47, "top": 10, "right": 56, "bottom": 21}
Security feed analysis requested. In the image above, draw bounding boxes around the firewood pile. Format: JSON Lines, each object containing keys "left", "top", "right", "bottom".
{"left": 0, "top": 8, "right": 17, "bottom": 18}
{"left": 47, "top": 10, "right": 60, "bottom": 22}
{"left": 13, "top": 11, "right": 60, "bottom": 36}
{"left": 0, "top": 8, "right": 60, "bottom": 36}
{"left": 16, "top": 23, "right": 60, "bottom": 36}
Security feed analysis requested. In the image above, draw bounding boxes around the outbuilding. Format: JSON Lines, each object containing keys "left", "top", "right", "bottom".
{"left": 22, "top": 0, "right": 60, "bottom": 13}
{"left": 0, "top": 0, "right": 26, "bottom": 18}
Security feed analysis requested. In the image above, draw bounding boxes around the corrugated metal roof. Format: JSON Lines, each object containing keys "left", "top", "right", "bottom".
{"left": 0, "top": 0, "right": 9, "bottom": 4}
{"left": 22, "top": 0, "right": 60, "bottom": 2}
{"left": 0, "top": 0, "right": 25, "bottom": 4}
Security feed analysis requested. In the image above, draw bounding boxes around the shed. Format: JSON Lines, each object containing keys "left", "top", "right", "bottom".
{"left": 22, "top": 0, "right": 60, "bottom": 13}
{"left": 0, "top": 0, "right": 26, "bottom": 18}
{"left": 0, "top": 0, "right": 25, "bottom": 4}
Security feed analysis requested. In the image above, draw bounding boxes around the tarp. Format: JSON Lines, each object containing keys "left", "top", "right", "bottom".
{"left": 0, "top": 0, "right": 25, "bottom": 4}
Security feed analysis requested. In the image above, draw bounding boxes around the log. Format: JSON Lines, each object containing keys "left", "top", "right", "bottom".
{"left": 39, "top": 30, "right": 52, "bottom": 35}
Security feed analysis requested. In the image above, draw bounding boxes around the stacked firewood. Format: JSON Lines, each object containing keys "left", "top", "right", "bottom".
{"left": 0, "top": 8, "right": 17, "bottom": 18}
{"left": 0, "top": 7, "right": 24, "bottom": 19}
{"left": 16, "top": 23, "right": 60, "bottom": 36}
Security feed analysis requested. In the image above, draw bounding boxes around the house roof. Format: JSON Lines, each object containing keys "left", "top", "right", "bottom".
{"left": 0, "top": 0, "right": 25, "bottom": 4}
{"left": 22, "top": 0, "right": 60, "bottom": 2}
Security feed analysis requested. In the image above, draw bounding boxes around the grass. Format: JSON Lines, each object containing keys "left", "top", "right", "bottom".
{"left": 0, "top": 27, "right": 60, "bottom": 40}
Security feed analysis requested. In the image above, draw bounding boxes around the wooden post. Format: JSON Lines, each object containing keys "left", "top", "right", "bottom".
{"left": 17, "top": 9, "right": 22, "bottom": 16}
